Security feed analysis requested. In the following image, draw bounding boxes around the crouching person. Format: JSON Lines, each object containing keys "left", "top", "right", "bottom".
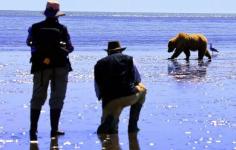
{"left": 94, "top": 41, "right": 146, "bottom": 134}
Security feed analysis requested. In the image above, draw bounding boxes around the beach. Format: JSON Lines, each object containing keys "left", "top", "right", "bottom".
{"left": 1, "top": 11, "right": 236, "bottom": 149}
{"left": 0, "top": 50, "right": 236, "bottom": 149}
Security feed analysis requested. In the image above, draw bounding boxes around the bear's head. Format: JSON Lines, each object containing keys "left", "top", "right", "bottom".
{"left": 168, "top": 40, "right": 176, "bottom": 52}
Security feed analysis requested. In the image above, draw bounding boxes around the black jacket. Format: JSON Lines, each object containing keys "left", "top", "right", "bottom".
{"left": 94, "top": 53, "right": 139, "bottom": 107}
{"left": 27, "top": 18, "right": 74, "bottom": 73}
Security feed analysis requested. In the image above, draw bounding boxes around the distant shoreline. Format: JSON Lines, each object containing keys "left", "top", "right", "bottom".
{"left": 0, "top": 10, "right": 236, "bottom": 18}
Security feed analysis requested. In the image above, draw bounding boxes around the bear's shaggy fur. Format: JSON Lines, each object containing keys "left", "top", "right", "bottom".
{"left": 168, "top": 33, "right": 211, "bottom": 60}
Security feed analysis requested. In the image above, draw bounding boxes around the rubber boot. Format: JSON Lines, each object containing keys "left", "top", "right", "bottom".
{"left": 97, "top": 115, "right": 118, "bottom": 134}
{"left": 50, "top": 109, "right": 65, "bottom": 138}
{"left": 128, "top": 103, "right": 143, "bottom": 133}
{"left": 30, "top": 109, "right": 41, "bottom": 141}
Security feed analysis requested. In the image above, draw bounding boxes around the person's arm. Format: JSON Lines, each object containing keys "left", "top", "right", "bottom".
{"left": 133, "top": 60, "right": 146, "bottom": 92}
{"left": 94, "top": 64, "right": 102, "bottom": 100}
{"left": 62, "top": 26, "right": 74, "bottom": 53}
{"left": 134, "top": 64, "right": 141, "bottom": 84}
{"left": 26, "top": 27, "right": 37, "bottom": 53}
{"left": 26, "top": 27, "right": 33, "bottom": 46}
{"left": 94, "top": 81, "right": 102, "bottom": 100}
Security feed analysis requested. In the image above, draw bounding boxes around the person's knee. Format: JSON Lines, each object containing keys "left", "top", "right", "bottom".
{"left": 31, "top": 89, "right": 47, "bottom": 102}
{"left": 137, "top": 90, "right": 146, "bottom": 104}
{"left": 31, "top": 90, "right": 47, "bottom": 105}
{"left": 30, "top": 98, "right": 46, "bottom": 109}
{"left": 49, "top": 98, "right": 64, "bottom": 109}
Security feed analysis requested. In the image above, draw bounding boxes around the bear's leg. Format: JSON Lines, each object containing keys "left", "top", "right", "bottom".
{"left": 205, "top": 49, "right": 212, "bottom": 59}
{"left": 198, "top": 49, "right": 205, "bottom": 60}
{"left": 170, "top": 49, "right": 182, "bottom": 59}
{"left": 183, "top": 50, "right": 190, "bottom": 61}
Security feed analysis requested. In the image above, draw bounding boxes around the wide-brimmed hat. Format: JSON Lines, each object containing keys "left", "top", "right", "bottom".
{"left": 104, "top": 41, "right": 126, "bottom": 52}
{"left": 44, "top": 0, "right": 65, "bottom": 17}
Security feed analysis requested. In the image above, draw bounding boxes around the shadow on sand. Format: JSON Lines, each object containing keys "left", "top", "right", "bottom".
{"left": 168, "top": 59, "right": 211, "bottom": 81}
{"left": 97, "top": 133, "right": 140, "bottom": 150}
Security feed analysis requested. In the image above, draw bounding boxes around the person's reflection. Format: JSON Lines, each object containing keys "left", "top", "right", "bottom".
{"left": 168, "top": 60, "right": 211, "bottom": 81}
{"left": 97, "top": 133, "right": 141, "bottom": 150}
{"left": 29, "top": 141, "right": 39, "bottom": 150}
{"left": 98, "top": 134, "right": 121, "bottom": 150}
{"left": 128, "top": 133, "right": 140, "bottom": 150}
{"left": 30, "top": 137, "right": 60, "bottom": 150}
{"left": 50, "top": 137, "right": 59, "bottom": 150}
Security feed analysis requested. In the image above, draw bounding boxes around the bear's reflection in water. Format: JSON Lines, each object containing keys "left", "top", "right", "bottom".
{"left": 168, "top": 60, "right": 211, "bottom": 82}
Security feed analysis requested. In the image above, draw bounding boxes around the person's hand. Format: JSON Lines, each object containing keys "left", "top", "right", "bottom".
{"left": 60, "top": 41, "right": 69, "bottom": 53}
{"left": 138, "top": 83, "right": 145, "bottom": 89}
{"left": 43, "top": 58, "right": 50, "bottom": 65}
{"left": 135, "top": 83, "right": 146, "bottom": 92}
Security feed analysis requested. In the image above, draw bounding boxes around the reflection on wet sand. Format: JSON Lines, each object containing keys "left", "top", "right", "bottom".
{"left": 29, "top": 141, "right": 39, "bottom": 150}
{"left": 168, "top": 60, "right": 211, "bottom": 81}
{"left": 98, "top": 134, "right": 121, "bottom": 150}
{"left": 128, "top": 133, "right": 140, "bottom": 150}
{"left": 98, "top": 133, "right": 140, "bottom": 150}
{"left": 29, "top": 137, "right": 59, "bottom": 150}
{"left": 50, "top": 137, "right": 59, "bottom": 150}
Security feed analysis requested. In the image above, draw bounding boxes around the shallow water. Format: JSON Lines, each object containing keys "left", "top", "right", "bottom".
{"left": 0, "top": 50, "right": 236, "bottom": 149}
{"left": 0, "top": 10, "right": 236, "bottom": 150}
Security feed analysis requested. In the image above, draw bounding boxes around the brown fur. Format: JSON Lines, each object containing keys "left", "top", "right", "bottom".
{"left": 168, "top": 33, "right": 211, "bottom": 60}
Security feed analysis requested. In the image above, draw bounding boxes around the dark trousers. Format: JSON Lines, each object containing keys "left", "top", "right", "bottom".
{"left": 30, "top": 66, "right": 69, "bottom": 140}
{"left": 30, "top": 67, "right": 69, "bottom": 110}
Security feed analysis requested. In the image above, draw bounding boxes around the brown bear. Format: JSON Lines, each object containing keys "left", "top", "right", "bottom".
{"left": 168, "top": 33, "right": 211, "bottom": 60}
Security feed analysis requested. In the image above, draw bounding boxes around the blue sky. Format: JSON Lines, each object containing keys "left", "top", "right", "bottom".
{"left": 1, "top": 0, "right": 236, "bottom": 13}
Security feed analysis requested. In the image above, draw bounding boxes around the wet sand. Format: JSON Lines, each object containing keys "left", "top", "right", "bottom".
{"left": 0, "top": 50, "right": 236, "bottom": 149}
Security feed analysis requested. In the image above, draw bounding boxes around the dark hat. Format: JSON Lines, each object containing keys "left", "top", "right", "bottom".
{"left": 44, "top": 0, "right": 65, "bottom": 17}
{"left": 104, "top": 41, "right": 126, "bottom": 52}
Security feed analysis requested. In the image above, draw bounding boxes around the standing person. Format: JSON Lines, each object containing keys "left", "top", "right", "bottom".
{"left": 94, "top": 41, "right": 146, "bottom": 134}
{"left": 26, "top": 0, "right": 74, "bottom": 141}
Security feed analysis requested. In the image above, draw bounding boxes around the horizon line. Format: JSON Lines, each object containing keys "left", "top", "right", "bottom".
{"left": 0, "top": 9, "right": 236, "bottom": 15}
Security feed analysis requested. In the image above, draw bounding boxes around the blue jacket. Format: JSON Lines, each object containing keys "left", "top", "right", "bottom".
{"left": 94, "top": 52, "right": 141, "bottom": 108}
